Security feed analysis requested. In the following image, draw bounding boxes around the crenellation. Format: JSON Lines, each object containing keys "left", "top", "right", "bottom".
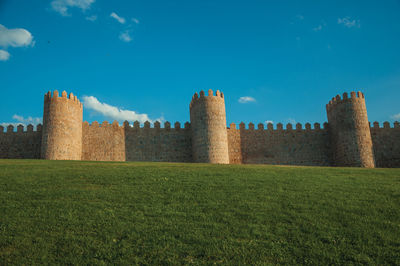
{"left": 383, "top": 121, "right": 390, "bottom": 129}
{"left": 17, "top": 125, "right": 24, "bottom": 133}
{"left": 112, "top": 120, "right": 119, "bottom": 128}
{"left": 27, "top": 124, "right": 34, "bottom": 132}
{"left": 0, "top": 89, "right": 398, "bottom": 167}
{"left": 7, "top": 125, "right": 14, "bottom": 133}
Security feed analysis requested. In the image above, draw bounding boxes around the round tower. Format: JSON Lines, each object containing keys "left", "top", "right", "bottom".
{"left": 189, "top": 89, "right": 229, "bottom": 164}
{"left": 326, "top": 91, "right": 375, "bottom": 168}
{"left": 41, "top": 90, "right": 83, "bottom": 160}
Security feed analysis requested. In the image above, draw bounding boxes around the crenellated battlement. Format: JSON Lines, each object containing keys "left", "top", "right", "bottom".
{"left": 44, "top": 90, "right": 83, "bottom": 108}
{"left": 228, "top": 122, "right": 329, "bottom": 132}
{"left": 326, "top": 91, "right": 365, "bottom": 111}
{"left": 0, "top": 124, "right": 43, "bottom": 133}
{"left": 370, "top": 121, "right": 400, "bottom": 129}
{"left": 83, "top": 120, "right": 191, "bottom": 130}
{"left": 189, "top": 89, "right": 224, "bottom": 109}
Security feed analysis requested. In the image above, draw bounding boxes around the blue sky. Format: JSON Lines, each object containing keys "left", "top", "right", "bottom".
{"left": 1, "top": 0, "right": 400, "bottom": 128}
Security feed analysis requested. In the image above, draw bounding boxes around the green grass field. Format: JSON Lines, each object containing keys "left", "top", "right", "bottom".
{"left": 0, "top": 160, "right": 399, "bottom": 265}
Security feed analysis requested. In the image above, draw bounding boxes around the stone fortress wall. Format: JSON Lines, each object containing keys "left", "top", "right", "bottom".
{"left": 0, "top": 89, "right": 399, "bottom": 168}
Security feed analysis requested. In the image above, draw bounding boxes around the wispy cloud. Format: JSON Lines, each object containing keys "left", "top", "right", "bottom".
{"left": 0, "top": 115, "right": 42, "bottom": 129}
{"left": 295, "top": 14, "right": 304, "bottom": 21}
{"left": 85, "top": 15, "right": 97, "bottom": 22}
{"left": 132, "top": 18, "right": 140, "bottom": 24}
{"left": 238, "top": 96, "right": 256, "bottom": 103}
{"left": 0, "top": 49, "right": 10, "bottom": 61}
{"left": 338, "top": 17, "right": 360, "bottom": 28}
{"left": 51, "top": 0, "right": 95, "bottom": 16}
{"left": 287, "top": 118, "right": 296, "bottom": 125}
{"left": 110, "top": 12, "right": 126, "bottom": 24}
{"left": 82, "top": 95, "right": 160, "bottom": 123}
{"left": 12, "top": 115, "right": 42, "bottom": 125}
{"left": 391, "top": 113, "right": 400, "bottom": 120}
{"left": 313, "top": 25, "right": 322, "bottom": 32}
{"left": 119, "top": 30, "right": 132, "bottom": 42}
{"left": 313, "top": 21, "right": 326, "bottom": 32}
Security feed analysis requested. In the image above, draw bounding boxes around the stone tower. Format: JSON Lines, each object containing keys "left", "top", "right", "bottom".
{"left": 189, "top": 89, "right": 229, "bottom": 164}
{"left": 41, "top": 90, "right": 83, "bottom": 160}
{"left": 326, "top": 91, "right": 375, "bottom": 168}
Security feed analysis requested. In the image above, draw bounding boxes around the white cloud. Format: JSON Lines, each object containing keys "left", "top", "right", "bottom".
{"left": 338, "top": 17, "right": 360, "bottom": 28}
{"left": 12, "top": 115, "right": 42, "bottom": 125}
{"left": 0, "top": 49, "right": 10, "bottom": 61}
{"left": 119, "top": 31, "right": 132, "bottom": 42}
{"left": 82, "top": 95, "right": 160, "bottom": 123}
{"left": 85, "top": 15, "right": 97, "bottom": 21}
{"left": 296, "top": 14, "right": 304, "bottom": 20}
{"left": 0, "top": 24, "right": 34, "bottom": 48}
{"left": 265, "top": 120, "right": 274, "bottom": 124}
{"left": 132, "top": 18, "right": 140, "bottom": 24}
{"left": 238, "top": 96, "right": 256, "bottom": 103}
{"left": 110, "top": 12, "right": 126, "bottom": 24}
{"left": 51, "top": 0, "right": 95, "bottom": 16}
{"left": 391, "top": 113, "right": 400, "bottom": 120}
{"left": 0, "top": 115, "right": 42, "bottom": 130}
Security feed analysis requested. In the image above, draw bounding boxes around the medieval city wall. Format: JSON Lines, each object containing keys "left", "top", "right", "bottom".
{"left": 0, "top": 125, "right": 42, "bottom": 159}
{"left": 81, "top": 121, "right": 126, "bottom": 161}
{"left": 227, "top": 122, "right": 333, "bottom": 166}
{"left": 1, "top": 120, "right": 400, "bottom": 167}
{"left": 370, "top": 122, "right": 400, "bottom": 168}
{"left": 124, "top": 121, "right": 193, "bottom": 162}
{"left": 81, "top": 120, "right": 192, "bottom": 162}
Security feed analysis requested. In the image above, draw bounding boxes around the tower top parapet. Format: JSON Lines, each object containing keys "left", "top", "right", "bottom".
{"left": 44, "top": 90, "right": 82, "bottom": 108}
{"left": 189, "top": 89, "right": 224, "bottom": 109}
{"left": 326, "top": 91, "right": 365, "bottom": 111}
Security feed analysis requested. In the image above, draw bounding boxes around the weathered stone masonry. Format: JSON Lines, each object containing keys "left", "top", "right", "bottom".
{"left": 0, "top": 89, "right": 399, "bottom": 168}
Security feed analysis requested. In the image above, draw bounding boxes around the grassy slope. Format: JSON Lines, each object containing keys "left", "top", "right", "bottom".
{"left": 0, "top": 160, "right": 399, "bottom": 265}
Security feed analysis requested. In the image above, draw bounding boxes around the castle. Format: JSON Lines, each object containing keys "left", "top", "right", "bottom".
{"left": 0, "top": 90, "right": 399, "bottom": 168}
